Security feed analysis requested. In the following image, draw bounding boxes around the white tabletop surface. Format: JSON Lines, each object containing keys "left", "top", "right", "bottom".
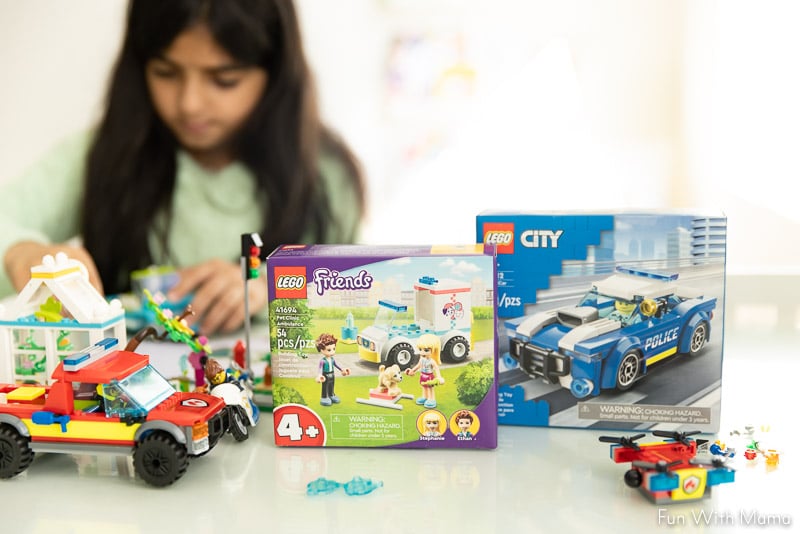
{"left": 2, "top": 276, "right": 797, "bottom": 534}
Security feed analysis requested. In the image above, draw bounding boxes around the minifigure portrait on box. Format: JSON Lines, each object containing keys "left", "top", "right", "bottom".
{"left": 477, "top": 212, "right": 726, "bottom": 432}
{"left": 266, "top": 244, "right": 497, "bottom": 448}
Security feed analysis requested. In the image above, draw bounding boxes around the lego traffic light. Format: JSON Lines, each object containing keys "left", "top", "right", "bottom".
{"left": 241, "top": 233, "right": 264, "bottom": 280}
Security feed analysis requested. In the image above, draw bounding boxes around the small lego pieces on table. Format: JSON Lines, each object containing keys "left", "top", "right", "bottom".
{"left": 727, "top": 424, "right": 781, "bottom": 469}
{"left": 343, "top": 476, "right": 384, "bottom": 496}
{"left": 764, "top": 449, "right": 780, "bottom": 466}
{"left": 306, "top": 477, "right": 341, "bottom": 496}
{"left": 306, "top": 476, "right": 383, "bottom": 496}
{"left": 709, "top": 440, "right": 735, "bottom": 458}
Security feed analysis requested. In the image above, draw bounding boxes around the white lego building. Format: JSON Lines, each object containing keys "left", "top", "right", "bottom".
{"left": 0, "top": 253, "right": 126, "bottom": 384}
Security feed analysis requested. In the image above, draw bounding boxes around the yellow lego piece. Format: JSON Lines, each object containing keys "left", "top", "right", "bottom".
{"left": 7, "top": 386, "right": 46, "bottom": 402}
{"left": 671, "top": 468, "right": 708, "bottom": 501}
{"left": 24, "top": 417, "right": 140, "bottom": 441}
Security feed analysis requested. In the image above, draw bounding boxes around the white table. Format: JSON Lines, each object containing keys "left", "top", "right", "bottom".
{"left": 2, "top": 276, "right": 797, "bottom": 534}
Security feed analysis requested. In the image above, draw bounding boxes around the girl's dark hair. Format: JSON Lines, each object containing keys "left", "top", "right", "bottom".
{"left": 82, "top": 0, "right": 364, "bottom": 293}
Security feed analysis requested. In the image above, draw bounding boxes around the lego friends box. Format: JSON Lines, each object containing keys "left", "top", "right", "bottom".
{"left": 267, "top": 244, "right": 498, "bottom": 448}
{"left": 477, "top": 212, "right": 726, "bottom": 432}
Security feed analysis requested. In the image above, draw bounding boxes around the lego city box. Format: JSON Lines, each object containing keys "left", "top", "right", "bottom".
{"left": 266, "top": 244, "right": 498, "bottom": 448}
{"left": 476, "top": 211, "right": 726, "bottom": 432}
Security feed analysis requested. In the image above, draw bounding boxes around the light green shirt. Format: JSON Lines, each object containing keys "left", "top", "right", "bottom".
{"left": 0, "top": 131, "right": 361, "bottom": 297}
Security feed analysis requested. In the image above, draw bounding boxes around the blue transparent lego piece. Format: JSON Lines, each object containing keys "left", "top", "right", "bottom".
{"left": 306, "top": 476, "right": 384, "bottom": 496}
{"left": 306, "top": 477, "right": 341, "bottom": 496}
{"left": 343, "top": 476, "right": 383, "bottom": 496}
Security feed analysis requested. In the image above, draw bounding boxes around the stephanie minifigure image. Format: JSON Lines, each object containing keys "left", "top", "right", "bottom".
{"left": 315, "top": 333, "right": 351, "bottom": 406}
{"left": 405, "top": 333, "right": 445, "bottom": 408}
{"left": 419, "top": 410, "right": 444, "bottom": 437}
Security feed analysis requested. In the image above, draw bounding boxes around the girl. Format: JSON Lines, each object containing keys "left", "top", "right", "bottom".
{"left": 406, "top": 333, "right": 445, "bottom": 409}
{"left": 0, "top": 0, "right": 365, "bottom": 333}
{"left": 422, "top": 411, "right": 442, "bottom": 437}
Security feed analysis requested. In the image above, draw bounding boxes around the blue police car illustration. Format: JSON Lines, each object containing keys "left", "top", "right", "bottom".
{"left": 506, "top": 267, "right": 716, "bottom": 398}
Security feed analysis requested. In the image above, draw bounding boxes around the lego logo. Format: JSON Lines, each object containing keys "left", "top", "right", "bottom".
{"left": 484, "top": 231, "right": 513, "bottom": 245}
{"left": 274, "top": 266, "right": 308, "bottom": 298}
{"left": 482, "top": 222, "right": 515, "bottom": 254}
{"left": 277, "top": 275, "right": 306, "bottom": 289}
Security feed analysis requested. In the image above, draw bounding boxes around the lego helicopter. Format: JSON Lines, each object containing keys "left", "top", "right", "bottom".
{"left": 599, "top": 430, "right": 735, "bottom": 504}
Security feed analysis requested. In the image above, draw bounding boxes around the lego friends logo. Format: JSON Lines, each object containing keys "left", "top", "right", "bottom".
{"left": 312, "top": 268, "right": 374, "bottom": 296}
{"left": 275, "top": 266, "right": 307, "bottom": 298}
{"left": 482, "top": 223, "right": 515, "bottom": 254}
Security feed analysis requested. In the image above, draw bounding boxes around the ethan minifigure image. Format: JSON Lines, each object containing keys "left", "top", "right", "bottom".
{"left": 405, "top": 333, "right": 445, "bottom": 408}
{"left": 315, "top": 333, "right": 351, "bottom": 406}
{"left": 455, "top": 410, "right": 474, "bottom": 438}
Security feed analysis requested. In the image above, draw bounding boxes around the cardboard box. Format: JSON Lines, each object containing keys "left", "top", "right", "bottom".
{"left": 477, "top": 212, "right": 726, "bottom": 432}
{"left": 267, "top": 244, "right": 497, "bottom": 448}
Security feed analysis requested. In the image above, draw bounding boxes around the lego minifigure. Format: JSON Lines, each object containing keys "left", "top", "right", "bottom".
{"left": 405, "top": 333, "right": 445, "bottom": 408}
{"left": 455, "top": 410, "right": 474, "bottom": 438}
{"left": 422, "top": 412, "right": 442, "bottom": 437}
{"left": 315, "top": 333, "right": 350, "bottom": 406}
{"left": 607, "top": 299, "right": 642, "bottom": 326}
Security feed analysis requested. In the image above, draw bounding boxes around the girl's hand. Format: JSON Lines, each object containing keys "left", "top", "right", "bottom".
{"left": 4, "top": 241, "right": 103, "bottom": 294}
{"left": 169, "top": 258, "right": 266, "bottom": 334}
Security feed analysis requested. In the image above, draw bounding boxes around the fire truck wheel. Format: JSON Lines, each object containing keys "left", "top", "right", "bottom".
{"left": 0, "top": 426, "right": 34, "bottom": 479}
{"left": 134, "top": 433, "right": 188, "bottom": 487}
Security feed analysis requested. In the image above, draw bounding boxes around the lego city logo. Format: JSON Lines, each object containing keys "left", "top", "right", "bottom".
{"left": 644, "top": 327, "right": 679, "bottom": 351}
{"left": 275, "top": 266, "right": 307, "bottom": 299}
{"left": 312, "top": 268, "right": 374, "bottom": 297}
{"left": 520, "top": 229, "right": 563, "bottom": 248}
{"left": 482, "top": 223, "right": 515, "bottom": 254}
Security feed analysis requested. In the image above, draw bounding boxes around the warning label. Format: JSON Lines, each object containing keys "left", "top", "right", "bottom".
{"left": 330, "top": 414, "right": 405, "bottom": 440}
{"left": 578, "top": 403, "right": 712, "bottom": 425}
